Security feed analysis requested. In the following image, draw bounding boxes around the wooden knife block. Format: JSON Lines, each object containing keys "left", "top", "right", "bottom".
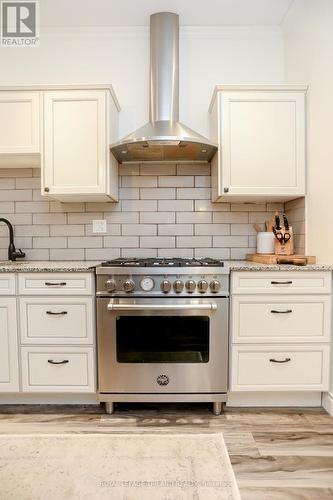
{"left": 274, "top": 226, "right": 294, "bottom": 256}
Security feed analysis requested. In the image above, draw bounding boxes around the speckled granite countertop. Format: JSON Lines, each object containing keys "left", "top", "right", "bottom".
{"left": 224, "top": 261, "right": 333, "bottom": 271}
{"left": 0, "top": 260, "right": 331, "bottom": 273}
{"left": 0, "top": 261, "right": 99, "bottom": 272}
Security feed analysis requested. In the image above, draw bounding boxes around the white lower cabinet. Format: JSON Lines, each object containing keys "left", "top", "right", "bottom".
{"left": 231, "top": 344, "right": 330, "bottom": 391}
{"left": 230, "top": 271, "right": 332, "bottom": 394}
{"left": 19, "top": 297, "right": 94, "bottom": 345}
{"left": 21, "top": 347, "right": 95, "bottom": 392}
{"left": 0, "top": 297, "right": 19, "bottom": 392}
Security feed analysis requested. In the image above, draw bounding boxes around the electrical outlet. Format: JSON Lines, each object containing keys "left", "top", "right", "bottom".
{"left": 92, "top": 219, "right": 107, "bottom": 234}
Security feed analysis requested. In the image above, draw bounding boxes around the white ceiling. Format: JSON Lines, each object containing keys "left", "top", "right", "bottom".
{"left": 40, "top": 0, "right": 294, "bottom": 27}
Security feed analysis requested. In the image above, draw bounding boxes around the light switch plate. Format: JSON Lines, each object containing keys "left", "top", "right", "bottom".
{"left": 92, "top": 219, "right": 107, "bottom": 234}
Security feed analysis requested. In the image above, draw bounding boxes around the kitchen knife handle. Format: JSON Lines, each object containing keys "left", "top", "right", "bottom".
{"left": 269, "top": 358, "right": 291, "bottom": 363}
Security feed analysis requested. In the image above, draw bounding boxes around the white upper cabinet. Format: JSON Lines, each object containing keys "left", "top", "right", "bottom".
{"left": 42, "top": 87, "right": 120, "bottom": 202}
{"left": 209, "top": 85, "right": 307, "bottom": 202}
{"left": 0, "top": 91, "right": 40, "bottom": 168}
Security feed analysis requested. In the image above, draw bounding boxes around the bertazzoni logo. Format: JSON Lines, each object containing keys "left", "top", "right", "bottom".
{"left": 1, "top": 0, "right": 39, "bottom": 46}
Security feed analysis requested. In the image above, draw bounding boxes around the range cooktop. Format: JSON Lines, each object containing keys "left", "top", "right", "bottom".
{"left": 101, "top": 257, "right": 225, "bottom": 268}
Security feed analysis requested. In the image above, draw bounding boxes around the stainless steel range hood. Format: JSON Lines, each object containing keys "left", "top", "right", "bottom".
{"left": 111, "top": 12, "right": 217, "bottom": 163}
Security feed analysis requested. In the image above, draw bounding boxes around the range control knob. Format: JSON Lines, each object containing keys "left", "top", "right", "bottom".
{"left": 123, "top": 279, "right": 135, "bottom": 293}
{"left": 210, "top": 280, "right": 221, "bottom": 293}
{"left": 173, "top": 280, "right": 184, "bottom": 293}
{"left": 161, "top": 280, "right": 172, "bottom": 293}
{"left": 185, "top": 280, "right": 196, "bottom": 293}
{"left": 197, "top": 280, "right": 208, "bottom": 293}
{"left": 105, "top": 279, "right": 116, "bottom": 292}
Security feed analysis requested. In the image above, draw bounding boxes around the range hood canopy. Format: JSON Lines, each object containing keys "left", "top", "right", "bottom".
{"left": 111, "top": 12, "right": 217, "bottom": 163}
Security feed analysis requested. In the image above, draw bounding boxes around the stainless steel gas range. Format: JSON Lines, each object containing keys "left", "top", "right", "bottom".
{"left": 96, "top": 258, "right": 229, "bottom": 415}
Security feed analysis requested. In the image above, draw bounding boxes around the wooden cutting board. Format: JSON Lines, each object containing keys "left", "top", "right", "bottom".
{"left": 246, "top": 253, "right": 316, "bottom": 265}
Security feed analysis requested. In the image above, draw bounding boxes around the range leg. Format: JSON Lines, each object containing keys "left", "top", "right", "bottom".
{"left": 212, "top": 402, "right": 223, "bottom": 416}
{"left": 105, "top": 402, "right": 114, "bottom": 415}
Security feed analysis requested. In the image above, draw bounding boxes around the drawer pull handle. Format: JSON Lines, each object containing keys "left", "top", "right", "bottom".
{"left": 271, "top": 281, "right": 293, "bottom": 285}
{"left": 46, "top": 311, "right": 68, "bottom": 316}
{"left": 270, "top": 309, "right": 292, "bottom": 314}
{"left": 47, "top": 359, "right": 69, "bottom": 365}
{"left": 269, "top": 358, "right": 291, "bottom": 363}
{"left": 45, "top": 282, "right": 67, "bottom": 286}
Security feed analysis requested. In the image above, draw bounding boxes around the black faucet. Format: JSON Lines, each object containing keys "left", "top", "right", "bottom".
{"left": 0, "top": 218, "right": 26, "bottom": 261}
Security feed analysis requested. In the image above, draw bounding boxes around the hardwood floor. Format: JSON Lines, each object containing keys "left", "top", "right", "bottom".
{"left": 0, "top": 403, "right": 333, "bottom": 499}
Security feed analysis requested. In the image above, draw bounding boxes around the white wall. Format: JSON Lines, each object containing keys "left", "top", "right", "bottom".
{"left": 0, "top": 26, "right": 284, "bottom": 138}
{"left": 283, "top": 0, "right": 333, "bottom": 263}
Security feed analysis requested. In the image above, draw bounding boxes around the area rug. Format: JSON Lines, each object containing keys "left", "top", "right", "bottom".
{"left": 0, "top": 432, "right": 241, "bottom": 499}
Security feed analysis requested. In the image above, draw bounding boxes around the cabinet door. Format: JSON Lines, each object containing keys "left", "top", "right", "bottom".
{"left": 0, "top": 92, "right": 40, "bottom": 154}
{"left": 43, "top": 90, "right": 109, "bottom": 200}
{"left": 219, "top": 91, "right": 305, "bottom": 198}
{"left": 0, "top": 298, "right": 19, "bottom": 392}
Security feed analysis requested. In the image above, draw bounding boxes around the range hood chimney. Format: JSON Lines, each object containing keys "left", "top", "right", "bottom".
{"left": 111, "top": 12, "right": 217, "bottom": 163}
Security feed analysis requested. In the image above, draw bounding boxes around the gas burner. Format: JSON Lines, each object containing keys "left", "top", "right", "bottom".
{"left": 101, "top": 257, "right": 224, "bottom": 268}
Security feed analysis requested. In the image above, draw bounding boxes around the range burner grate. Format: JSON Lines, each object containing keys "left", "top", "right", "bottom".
{"left": 101, "top": 257, "right": 224, "bottom": 268}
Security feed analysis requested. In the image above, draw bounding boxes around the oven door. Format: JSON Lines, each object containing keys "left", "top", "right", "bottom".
{"left": 97, "top": 297, "right": 228, "bottom": 394}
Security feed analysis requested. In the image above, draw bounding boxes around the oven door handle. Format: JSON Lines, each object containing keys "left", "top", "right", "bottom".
{"left": 107, "top": 303, "right": 217, "bottom": 311}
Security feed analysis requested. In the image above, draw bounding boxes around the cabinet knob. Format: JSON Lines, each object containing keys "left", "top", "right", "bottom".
{"left": 44, "top": 187, "right": 50, "bottom": 193}
{"left": 223, "top": 187, "right": 229, "bottom": 193}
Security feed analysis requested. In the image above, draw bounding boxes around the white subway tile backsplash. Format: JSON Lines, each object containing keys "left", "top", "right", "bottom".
{"left": 50, "top": 249, "right": 85, "bottom": 260}
{"left": 1, "top": 165, "right": 292, "bottom": 261}
{"left": 213, "top": 212, "right": 248, "bottom": 224}
{"left": 33, "top": 237, "right": 67, "bottom": 249}
{"left": 195, "top": 224, "right": 229, "bottom": 236}
{"left": 213, "top": 236, "right": 248, "bottom": 247}
{"left": 68, "top": 236, "right": 103, "bottom": 248}
{"left": 177, "top": 188, "right": 210, "bottom": 200}
{"left": 85, "top": 248, "right": 120, "bottom": 260}
{"left": 122, "top": 224, "right": 157, "bottom": 236}
{"left": 0, "top": 179, "right": 15, "bottom": 189}
{"left": 16, "top": 201, "right": 49, "bottom": 213}
{"left": 158, "top": 199, "right": 193, "bottom": 211}
{"left": 0, "top": 202, "right": 14, "bottom": 213}
{"left": 67, "top": 213, "right": 103, "bottom": 224}
{"left": 51, "top": 225, "right": 85, "bottom": 237}
{"left": 158, "top": 224, "right": 193, "bottom": 236}
{"left": 195, "top": 248, "right": 230, "bottom": 259}
{"left": 140, "top": 236, "right": 175, "bottom": 248}
{"left": 1, "top": 189, "right": 32, "bottom": 201}
{"left": 176, "top": 164, "right": 210, "bottom": 175}
{"left": 195, "top": 200, "right": 230, "bottom": 212}
{"left": 104, "top": 236, "right": 139, "bottom": 248}
{"left": 159, "top": 176, "right": 193, "bottom": 187}
{"left": 33, "top": 213, "right": 66, "bottom": 225}
{"left": 122, "top": 200, "right": 157, "bottom": 212}
{"left": 140, "top": 188, "right": 176, "bottom": 199}
{"left": 140, "top": 212, "right": 175, "bottom": 224}
{"left": 177, "top": 236, "right": 211, "bottom": 248}
{"left": 176, "top": 212, "right": 211, "bottom": 224}
{"left": 140, "top": 164, "right": 176, "bottom": 176}
{"left": 122, "top": 176, "right": 157, "bottom": 188}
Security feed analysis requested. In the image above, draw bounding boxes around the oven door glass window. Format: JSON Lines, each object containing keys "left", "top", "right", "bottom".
{"left": 116, "top": 316, "right": 209, "bottom": 363}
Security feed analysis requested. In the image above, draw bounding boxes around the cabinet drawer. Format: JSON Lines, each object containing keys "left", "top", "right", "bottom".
{"left": 231, "top": 344, "right": 329, "bottom": 391}
{"left": 21, "top": 347, "right": 95, "bottom": 392}
{"left": 232, "top": 295, "right": 331, "bottom": 343}
{"left": 18, "top": 273, "right": 93, "bottom": 295}
{"left": 232, "top": 271, "right": 332, "bottom": 294}
{"left": 19, "top": 297, "right": 94, "bottom": 345}
{"left": 0, "top": 274, "right": 16, "bottom": 295}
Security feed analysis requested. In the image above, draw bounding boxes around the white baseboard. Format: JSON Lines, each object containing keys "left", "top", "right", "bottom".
{"left": 0, "top": 393, "right": 99, "bottom": 405}
{"left": 227, "top": 391, "right": 322, "bottom": 407}
{"left": 322, "top": 392, "right": 333, "bottom": 416}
